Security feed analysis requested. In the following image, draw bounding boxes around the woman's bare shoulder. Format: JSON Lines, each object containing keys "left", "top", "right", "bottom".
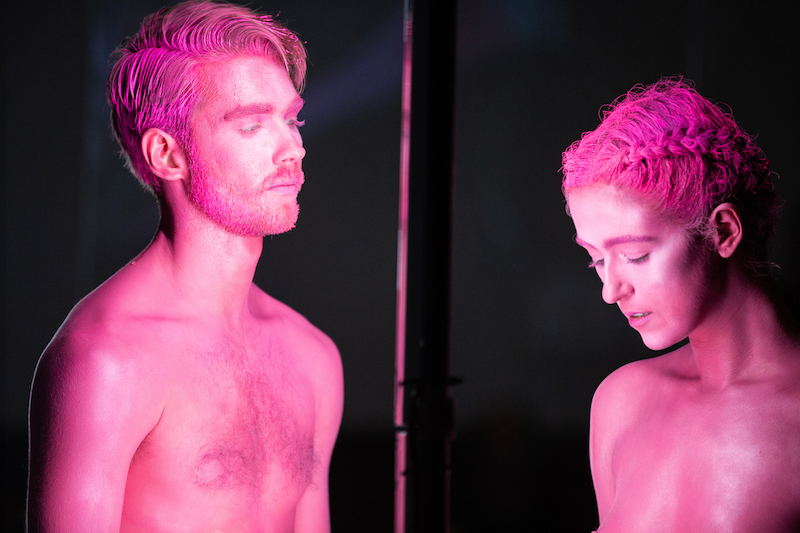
{"left": 592, "top": 345, "right": 691, "bottom": 423}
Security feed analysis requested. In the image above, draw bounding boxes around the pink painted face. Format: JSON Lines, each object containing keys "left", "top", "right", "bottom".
{"left": 187, "top": 55, "right": 306, "bottom": 236}
{"left": 568, "top": 185, "right": 716, "bottom": 351}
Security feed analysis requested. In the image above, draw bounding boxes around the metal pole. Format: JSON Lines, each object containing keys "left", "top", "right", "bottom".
{"left": 394, "top": 0, "right": 457, "bottom": 532}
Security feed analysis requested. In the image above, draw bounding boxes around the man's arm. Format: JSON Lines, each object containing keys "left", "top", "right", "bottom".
{"left": 27, "top": 329, "right": 163, "bottom": 533}
{"left": 293, "top": 333, "right": 344, "bottom": 533}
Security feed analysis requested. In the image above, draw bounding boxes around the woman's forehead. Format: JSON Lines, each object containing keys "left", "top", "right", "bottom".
{"left": 568, "top": 185, "right": 686, "bottom": 244}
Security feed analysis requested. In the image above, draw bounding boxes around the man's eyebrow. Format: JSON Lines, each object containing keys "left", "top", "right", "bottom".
{"left": 222, "top": 98, "right": 305, "bottom": 121}
{"left": 223, "top": 103, "right": 274, "bottom": 121}
{"left": 574, "top": 235, "right": 656, "bottom": 249}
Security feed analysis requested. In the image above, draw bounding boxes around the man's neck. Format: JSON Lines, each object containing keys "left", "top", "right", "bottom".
{"left": 139, "top": 213, "right": 265, "bottom": 325}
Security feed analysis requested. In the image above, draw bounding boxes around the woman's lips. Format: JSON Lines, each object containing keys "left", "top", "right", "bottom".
{"left": 628, "top": 312, "right": 651, "bottom": 327}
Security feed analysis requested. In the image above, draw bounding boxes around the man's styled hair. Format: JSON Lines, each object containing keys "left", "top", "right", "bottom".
{"left": 106, "top": 0, "right": 307, "bottom": 194}
{"left": 561, "top": 77, "right": 778, "bottom": 277}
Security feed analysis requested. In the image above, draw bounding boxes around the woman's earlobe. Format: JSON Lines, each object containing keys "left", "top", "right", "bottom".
{"left": 709, "top": 202, "right": 743, "bottom": 259}
{"left": 141, "top": 128, "right": 188, "bottom": 182}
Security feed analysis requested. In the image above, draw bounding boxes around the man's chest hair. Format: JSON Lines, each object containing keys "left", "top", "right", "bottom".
{"left": 182, "top": 331, "right": 317, "bottom": 494}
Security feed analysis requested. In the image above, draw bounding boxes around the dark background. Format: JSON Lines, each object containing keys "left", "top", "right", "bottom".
{"left": 3, "top": 0, "right": 800, "bottom": 531}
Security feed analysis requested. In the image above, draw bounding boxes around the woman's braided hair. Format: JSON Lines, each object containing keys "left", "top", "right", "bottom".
{"left": 562, "top": 77, "right": 778, "bottom": 277}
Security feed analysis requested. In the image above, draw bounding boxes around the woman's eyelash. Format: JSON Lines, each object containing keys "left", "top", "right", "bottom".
{"left": 588, "top": 254, "right": 649, "bottom": 269}
{"left": 626, "top": 254, "right": 650, "bottom": 264}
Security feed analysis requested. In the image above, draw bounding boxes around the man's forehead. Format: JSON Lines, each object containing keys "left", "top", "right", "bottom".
{"left": 193, "top": 56, "right": 299, "bottom": 115}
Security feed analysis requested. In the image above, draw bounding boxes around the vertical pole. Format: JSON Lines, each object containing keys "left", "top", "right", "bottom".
{"left": 394, "top": 0, "right": 457, "bottom": 532}
{"left": 393, "top": 4, "right": 412, "bottom": 528}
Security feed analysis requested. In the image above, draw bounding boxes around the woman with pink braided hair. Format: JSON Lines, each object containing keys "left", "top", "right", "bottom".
{"left": 563, "top": 77, "right": 800, "bottom": 532}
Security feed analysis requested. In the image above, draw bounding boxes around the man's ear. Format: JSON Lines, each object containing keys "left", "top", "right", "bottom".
{"left": 709, "top": 202, "right": 743, "bottom": 259}
{"left": 141, "top": 128, "right": 189, "bottom": 182}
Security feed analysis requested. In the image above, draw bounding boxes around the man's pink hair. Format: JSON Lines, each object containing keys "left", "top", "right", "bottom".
{"left": 561, "top": 77, "right": 777, "bottom": 276}
{"left": 106, "top": 0, "right": 307, "bottom": 194}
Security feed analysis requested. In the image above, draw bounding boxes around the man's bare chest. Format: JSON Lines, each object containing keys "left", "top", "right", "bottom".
{"left": 131, "top": 333, "right": 317, "bottom": 498}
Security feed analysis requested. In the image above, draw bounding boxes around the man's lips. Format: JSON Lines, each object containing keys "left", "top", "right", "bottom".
{"left": 267, "top": 181, "right": 302, "bottom": 194}
{"left": 264, "top": 168, "right": 304, "bottom": 195}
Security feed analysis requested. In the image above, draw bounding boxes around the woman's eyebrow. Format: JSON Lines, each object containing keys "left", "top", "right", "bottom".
{"left": 574, "top": 235, "right": 655, "bottom": 249}
{"left": 603, "top": 235, "right": 655, "bottom": 247}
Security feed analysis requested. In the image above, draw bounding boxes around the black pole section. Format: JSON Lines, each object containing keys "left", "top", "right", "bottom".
{"left": 394, "top": 0, "right": 457, "bottom": 532}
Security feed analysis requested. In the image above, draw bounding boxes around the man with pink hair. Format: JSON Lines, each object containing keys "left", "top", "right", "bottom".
{"left": 27, "top": 1, "right": 343, "bottom": 531}
{"left": 563, "top": 78, "right": 800, "bottom": 531}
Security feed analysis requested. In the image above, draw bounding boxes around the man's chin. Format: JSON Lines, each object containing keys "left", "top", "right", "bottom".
{"left": 249, "top": 205, "right": 300, "bottom": 237}
{"left": 260, "top": 219, "right": 297, "bottom": 237}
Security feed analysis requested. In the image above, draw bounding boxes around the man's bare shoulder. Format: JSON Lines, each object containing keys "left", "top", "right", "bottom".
{"left": 247, "top": 283, "right": 339, "bottom": 358}
{"left": 35, "top": 268, "right": 179, "bottom": 409}
{"left": 247, "top": 283, "right": 343, "bottom": 403}
{"left": 50, "top": 271, "right": 159, "bottom": 345}
{"left": 30, "top": 270, "right": 172, "bottom": 488}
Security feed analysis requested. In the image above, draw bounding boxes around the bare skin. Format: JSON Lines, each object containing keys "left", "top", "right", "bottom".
{"left": 27, "top": 56, "right": 343, "bottom": 533}
{"left": 570, "top": 185, "right": 800, "bottom": 532}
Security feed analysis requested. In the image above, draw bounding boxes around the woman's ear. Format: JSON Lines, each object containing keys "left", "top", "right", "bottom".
{"left": 709, "top": 202, "right": 743, "bottom": 259}
{"left": 141, "top": 128, "right": 189, "bottom": 182}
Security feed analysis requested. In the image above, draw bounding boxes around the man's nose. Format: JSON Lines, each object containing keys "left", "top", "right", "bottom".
{"left": 601, "top": 264, "right": 632, "bottom": 304}
{"left": 273, "top": 127, "right": 306, "bottom": 165}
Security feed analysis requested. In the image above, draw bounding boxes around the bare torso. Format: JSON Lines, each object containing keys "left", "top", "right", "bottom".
{"left": 121, "top": 309, "right": 321, "bottom": 532}
{"left": 592, "top": 345, "right": 800, "bottom": 533}
{"left": 28, "top": 259, "right": 342, "bottom": 533}
{"left": 28, "top": 46, "right": 335, "bottom": 531}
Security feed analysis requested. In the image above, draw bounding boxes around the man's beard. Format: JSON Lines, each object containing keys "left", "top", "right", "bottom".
{"left": 186, "top": 145, "right": 303, "bottom": 237}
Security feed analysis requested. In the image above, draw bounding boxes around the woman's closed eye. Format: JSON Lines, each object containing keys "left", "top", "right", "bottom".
{"left": 625, "top": 253, "right": 650, "bottom": 264}
{"left": 588, "top": 253, "right": 649, "bottom": 269}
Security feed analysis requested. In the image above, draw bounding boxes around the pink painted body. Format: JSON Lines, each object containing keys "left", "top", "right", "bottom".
{"left": 571, "top": 185, "right": 800, "bottom": 532}
{"left": 27, "top": 3, "right": 342, "bottom": 532}
{"left": 187, "top": 56, "right": 307, "bottom": 237}
{"left": 564, "top": 79, "right": 800, "bottom": 532}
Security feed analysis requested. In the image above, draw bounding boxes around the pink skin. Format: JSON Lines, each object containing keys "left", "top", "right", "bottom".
{"left": 27, "top": 54, "right": 342, "bottom": 533}
{"left": 188, "top": 55, "right": 306, "bottom": 237}
{"left": 567, "top": 183, "right": 800, "bottom": 532}
{"left": 568, "top": 184, "right": 715, "bottom": 351}
{"left": 105, "top": 1, "right": 309, "bottom": 195}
